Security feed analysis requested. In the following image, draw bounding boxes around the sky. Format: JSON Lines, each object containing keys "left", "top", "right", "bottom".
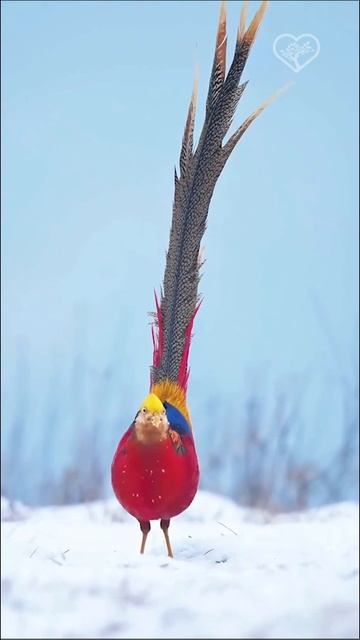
{"left": 1, "top": 1, "right": 359, "bottom": 502}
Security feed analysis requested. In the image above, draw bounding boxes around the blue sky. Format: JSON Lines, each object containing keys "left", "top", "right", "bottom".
{"left": 1, "top": 1, "right": 358, "bottom": 500}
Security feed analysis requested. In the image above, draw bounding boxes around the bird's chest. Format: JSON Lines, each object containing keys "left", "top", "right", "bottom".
{"left": 112, "top": 430, "right": 199, "bottom": 520}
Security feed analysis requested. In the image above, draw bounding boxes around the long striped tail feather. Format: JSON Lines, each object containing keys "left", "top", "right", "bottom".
{"left": 150, "top": 0, "right": 287, "bottom": 393}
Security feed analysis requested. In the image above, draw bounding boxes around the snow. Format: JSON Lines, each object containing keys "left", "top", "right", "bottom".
{"left": 1, "top": 491, "right": 359, "bottom": 639}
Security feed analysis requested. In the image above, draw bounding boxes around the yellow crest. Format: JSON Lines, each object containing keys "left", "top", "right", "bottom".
{"left": 140, "top": 393, "right": 164, "bottom": 413}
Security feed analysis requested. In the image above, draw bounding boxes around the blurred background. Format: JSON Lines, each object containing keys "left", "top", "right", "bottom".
{"left": 1, "top": 0, "right": 358, "bottom": 511}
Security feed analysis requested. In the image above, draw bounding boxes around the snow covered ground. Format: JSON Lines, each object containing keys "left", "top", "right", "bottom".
{"left": 1, "top": 491, "right": 359, "bottom": 639}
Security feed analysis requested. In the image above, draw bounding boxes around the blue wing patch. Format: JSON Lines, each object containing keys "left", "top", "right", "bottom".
{"left": 163, "top": 402, "right": 191, "bottom": 435}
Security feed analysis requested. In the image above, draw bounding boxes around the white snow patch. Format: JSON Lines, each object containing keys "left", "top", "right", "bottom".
{"left": 1, "top": 491, "right": 358, "bottom": 639}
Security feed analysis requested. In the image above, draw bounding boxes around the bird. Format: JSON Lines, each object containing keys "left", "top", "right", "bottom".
{"left": 111, "top": 0, "right": 280, "bottom": 557}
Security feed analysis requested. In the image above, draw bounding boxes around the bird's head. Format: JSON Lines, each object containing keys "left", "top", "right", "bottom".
{"left": 134, "top": 393, "right": 169, "bottom": 444}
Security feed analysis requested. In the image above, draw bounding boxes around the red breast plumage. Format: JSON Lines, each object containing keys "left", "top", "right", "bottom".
{"left": 111, "top": 422, "right": 199, "bottom": 522}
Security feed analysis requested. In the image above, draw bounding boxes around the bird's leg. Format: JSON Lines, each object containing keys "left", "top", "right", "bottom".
{"left": 160, "top": 518, "right": 173, "bottom": 558}
{"left": 139, "top": 520, "right": 151, "bottom": 554}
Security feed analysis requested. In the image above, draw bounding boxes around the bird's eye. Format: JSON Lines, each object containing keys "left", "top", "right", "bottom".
{"left": 142, "top": 408, "right": 147, "bottom": 413}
